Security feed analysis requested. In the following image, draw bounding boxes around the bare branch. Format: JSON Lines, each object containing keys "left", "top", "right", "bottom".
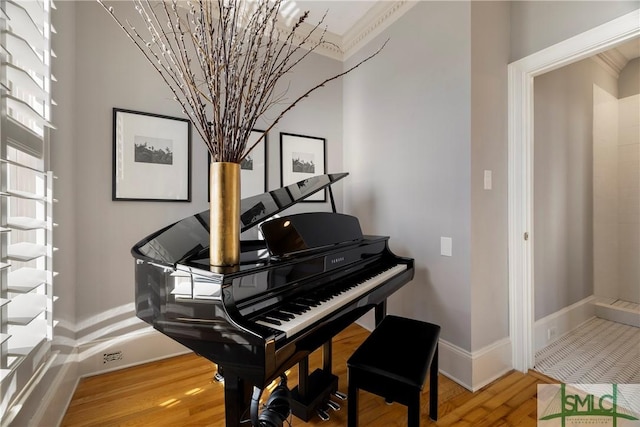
{"left": 98, "top": 0, "right": 386, "bottom": 163}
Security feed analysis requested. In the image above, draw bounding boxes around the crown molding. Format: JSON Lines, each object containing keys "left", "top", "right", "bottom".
{"left": 292, "top": 21, "right": 346, "bottom": 61}
{"left": 289, "top": 1, "right": 417, "bottom": 62}
{"left": 342, "top": 1, "right": 418, "bottom": 60}
{"left": 592, "top": 47, "right": 627, "bottom": 78}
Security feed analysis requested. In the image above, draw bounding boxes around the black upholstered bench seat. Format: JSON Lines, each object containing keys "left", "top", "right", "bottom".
{"left": 347, "top": 315, "right": 440, "bottom": 427}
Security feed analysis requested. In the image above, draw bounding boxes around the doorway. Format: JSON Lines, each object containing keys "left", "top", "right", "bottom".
{"left": 507, "top": 10, "right": 640, "bottom": 372}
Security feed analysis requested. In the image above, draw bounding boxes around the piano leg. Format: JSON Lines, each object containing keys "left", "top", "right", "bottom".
{"left": 214, "top": 366, "right": 224, "bottom": 382}
{"left": 290, "top": 342, "right": 339, "bottom": 421}
{"left": 223, "top": 371, "right": 252, "bottom": 426}
{"left": 375, "top": 300, "right": 387, "bottom": 326}
{"left": 323, "top": 341, "right": 332, "bottom": 372}
{"left": 298, "top": 356, "right": 310, "bottom": 396}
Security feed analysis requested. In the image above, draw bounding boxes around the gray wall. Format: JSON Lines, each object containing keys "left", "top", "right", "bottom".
{"left": 470, "top": 1, "right": 510, "bottom": 351}
{"left": 343, "top": 0, "right": 473, "bottom": 349}
{"left": 343, "top": 0, "right": 511, "bottom": 353}
{"left": 72, "top": 1, "right": 344, "bottom": 344}
{"left": 533, "top": 58, "right": 618, "bottom": 320}
{"left": 510, "top": 1, "right": 640, "bottom": 61}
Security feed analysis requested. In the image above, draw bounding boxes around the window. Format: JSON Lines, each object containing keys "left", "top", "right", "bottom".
{"left": 0, "top": 0, "right": 55, "bottom": 421}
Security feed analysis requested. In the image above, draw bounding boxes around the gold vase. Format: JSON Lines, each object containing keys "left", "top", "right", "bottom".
{"left": 209, "top": 162, "right": 240, "bottom": 267}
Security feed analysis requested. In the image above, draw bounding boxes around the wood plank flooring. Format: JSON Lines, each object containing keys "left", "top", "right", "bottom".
{"left": 61, "top": 323, "right": 556, "bottom": 426}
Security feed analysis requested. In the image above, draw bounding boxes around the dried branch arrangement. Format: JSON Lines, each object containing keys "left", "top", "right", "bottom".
{"left": 99, "top": 0, "right": 386, "bottom": 163}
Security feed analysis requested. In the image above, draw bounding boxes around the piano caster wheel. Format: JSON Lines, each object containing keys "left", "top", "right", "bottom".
{"left": 385, "top": 398, "right": 393, "bottom": 405}
{"left": 213, "top": 371, "right": 224, "bottom": 383}
{"left": 333, "top": 390, "right": 347, "bottom": 401}
{"left": 317, "top": 409, "right": 330, "bottom": 421}
{"left": 326, "top": 400, "right": 340, "bottom": 411}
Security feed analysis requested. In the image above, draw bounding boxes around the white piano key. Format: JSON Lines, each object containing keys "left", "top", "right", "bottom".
{"left": 255, "top": 264, "right": 407, "bottom": 337}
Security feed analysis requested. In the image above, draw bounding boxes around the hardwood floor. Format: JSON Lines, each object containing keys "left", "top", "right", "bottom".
{"left": 61, "top": 324, "right": 556, "bottom": 426}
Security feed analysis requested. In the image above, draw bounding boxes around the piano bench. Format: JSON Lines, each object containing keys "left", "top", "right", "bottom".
{"left": 347, "top": 315, "right": 440, "bottom": 427}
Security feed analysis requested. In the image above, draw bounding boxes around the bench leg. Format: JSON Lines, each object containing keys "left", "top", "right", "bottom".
{"left": 429, "top": 344, "right": 438, "bottom": 420}
{"left": 408, "top": 393, "right": 421, "bottom": 427}
{"left": 348, "top": 379, "right": 358, "bottom": 427}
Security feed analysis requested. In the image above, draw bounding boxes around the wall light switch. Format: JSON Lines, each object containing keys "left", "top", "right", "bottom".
{"left": 484, "top": 170, "right": 492, "bottom": 190}
{"left": 440, "top": 237, "right": 452, "bottom": 257}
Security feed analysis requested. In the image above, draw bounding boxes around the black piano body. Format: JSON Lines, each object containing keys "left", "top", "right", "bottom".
{"left": 131, "top": 173, "right": 415, "bottom": 425}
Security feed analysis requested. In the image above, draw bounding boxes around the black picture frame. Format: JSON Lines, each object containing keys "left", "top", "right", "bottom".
{"left": 112, "top": 108, "right": 191, "bottom": 202}
{"left": 280, "top": 132, "right": 326, "bottom": 202}
{"left": 207, "top": 129, "right": 268, "bottom": 200}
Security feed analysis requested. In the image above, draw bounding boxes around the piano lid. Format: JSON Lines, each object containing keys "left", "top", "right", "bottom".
{"left": 131, "top": 173, "right": 349, "bottom": 266}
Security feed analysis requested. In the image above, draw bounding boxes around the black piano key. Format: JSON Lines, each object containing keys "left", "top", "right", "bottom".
{"left": 293, "top": 301, "right": 312, "bottom": 309}
{"left": 257, "top": 316, "right": 282, "bottom": 326}
{"left": 268, "top": 311, "right": 295, "bottom": 321}
{"left": 292, "top": 300, "right": 311, "bottom": 310}
{"left": 298, "top": 297, "right": 320, "bottom": 307}
{"left": 285, "top": 302, "right": 309, "bottom": 313}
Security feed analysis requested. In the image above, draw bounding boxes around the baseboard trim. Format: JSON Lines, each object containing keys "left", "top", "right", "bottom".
{"left": 77, "top": 327, "right": 191, "bottom": 378}
{"left": 439, "top": 337, "right": 512, "bottom": 392}
{"left": 439, "top": 339, "right": 473, "bottom": 390}
{"left": 471, "top": 337, "right": 513, "bottom": 392}
{"left": 594, "top": 301, "right": 640, "bottom": 327}
{"left": 534, "top": 296, "right": 596, "bottom": 352}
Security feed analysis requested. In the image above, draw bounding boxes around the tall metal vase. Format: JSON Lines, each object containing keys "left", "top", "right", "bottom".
{"left": 209, "top": 162, "right": 240, "bottom": 268}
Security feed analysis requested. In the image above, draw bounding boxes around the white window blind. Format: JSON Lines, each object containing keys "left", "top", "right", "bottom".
{"left": 0, "top": 0, "right": 55, "bottom": 421}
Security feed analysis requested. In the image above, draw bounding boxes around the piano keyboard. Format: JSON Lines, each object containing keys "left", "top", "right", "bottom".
{"left": 254, "top": 263, "right": 408, "bottom": 338}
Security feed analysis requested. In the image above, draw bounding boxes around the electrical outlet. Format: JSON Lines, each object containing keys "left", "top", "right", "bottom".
{"left": 547, "top": 327, "right": 557, "bottom": 342}
{"left": 103, "top": 351, "right": 123, "bottom": 364}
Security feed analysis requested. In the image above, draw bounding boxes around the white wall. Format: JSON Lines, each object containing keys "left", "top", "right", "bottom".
{"left": 617, "top": 93, "right": 640, "bottom": 303}
{"left": 595, "top": 88, "right": 640, "bottom": 305}
{"left": 619, "top": 57, "right": 640, "bottom": 97}
{"left": 533, "top": 58, "right": 618, "bottom": 320}
{"left": 594, "top": 85, "right": 621, "bottom": 300}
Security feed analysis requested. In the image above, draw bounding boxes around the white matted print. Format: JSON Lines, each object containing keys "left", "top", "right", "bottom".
{"left": 113, "top": 108, "right": 191, "bottom": 201}
{"left": 280, "top": 132, "right": 326, "bottom": 202}
{"left": 241, "top": 130, "right": 268, "bottom": 197}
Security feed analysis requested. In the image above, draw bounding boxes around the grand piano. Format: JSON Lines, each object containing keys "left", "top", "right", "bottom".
{"left": 132, "top": 173, "right": 414, "bottom": 426}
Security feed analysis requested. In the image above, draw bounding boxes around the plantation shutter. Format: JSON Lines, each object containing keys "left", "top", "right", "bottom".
{"left": 0, "top": 0, "right": 56, "bottom": 421}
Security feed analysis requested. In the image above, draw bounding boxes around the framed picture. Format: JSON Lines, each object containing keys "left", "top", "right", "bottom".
{"left": 208, "top": 129, "right": 267, "bottom": 200}
{"left": 280, "top": 132, "right": 326, "bottom": 202}
{"left": 112, "top": 108, "right": 191, "bottom": 201}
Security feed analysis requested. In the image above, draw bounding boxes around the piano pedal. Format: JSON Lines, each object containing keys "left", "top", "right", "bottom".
{"left": 326, "top": 400, "right": 340, "bottom": 411}
{"left": 332, "top": 390, "right": 347, "bottom": 401}
{"left": 316, "top": 408, "right": 330, "bottom": 421}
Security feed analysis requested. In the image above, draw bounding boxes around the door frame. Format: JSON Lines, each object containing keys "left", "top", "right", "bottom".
{"left": 507, "top": 9, "right": 640, "bottom": 372}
